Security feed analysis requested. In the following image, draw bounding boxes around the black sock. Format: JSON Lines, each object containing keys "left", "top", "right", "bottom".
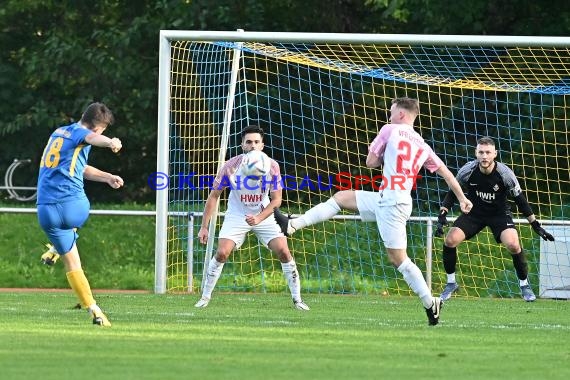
{"left": 511, "top": 249, "right": 528, "bottom": 281}
{"left": 443, "top": 245, "right": 457, "bottom": 275}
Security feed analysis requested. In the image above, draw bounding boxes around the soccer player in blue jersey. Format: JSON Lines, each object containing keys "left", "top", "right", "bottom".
{"left": 435, "top": 136, "right": 554, "bottom": 302}
{"left": 37, "top": 102, "right": 123, "bottom": 326}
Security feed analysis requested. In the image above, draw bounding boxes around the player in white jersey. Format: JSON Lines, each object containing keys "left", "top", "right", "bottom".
{"left": 194, "top": 125, "right": 309, "bottom": 311}
{"left": 275, "top": 97, "right": 472, "bottom": 325}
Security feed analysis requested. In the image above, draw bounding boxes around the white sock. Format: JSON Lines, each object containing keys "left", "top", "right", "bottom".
{"left": 201, "top": 257, "right": 225, "bottom": 299}
{"left": 88, "top": 304, "right": 101, "bottom": 314}
{"left": 281, "top": 259, "right": 301, "bottom": 302}
{"left": 291, "top": 198, "right": 341, "bottom": 230}
{"left": 447, "top": 273, "right": 456, "bottom": 283}
{"left": 519, "top": 278, "right": 529, "bottom": 286}
{"left": 397, "top": 258, "right": 433, "bottom": 309}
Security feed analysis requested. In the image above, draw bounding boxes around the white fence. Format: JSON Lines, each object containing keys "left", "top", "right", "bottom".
{"left": 2, "top": 207, "right": 568, "bottom": 298}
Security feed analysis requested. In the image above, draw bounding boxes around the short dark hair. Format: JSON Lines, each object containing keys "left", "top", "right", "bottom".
{"left": 392, "top": 97, "right": 420, "bottom": 116}
{"left": 477, "top": 136, "right": 495, "bottom": 146}
{"left": 241, "top": 125, "right": 264, "bottom": 140}
{"left": 80, "top": 102, "right": 115, "bottom": 130}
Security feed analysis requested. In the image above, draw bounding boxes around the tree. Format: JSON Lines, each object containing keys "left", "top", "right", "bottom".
{"left": 0, "top": 0, "right": 567, "bottom": 203}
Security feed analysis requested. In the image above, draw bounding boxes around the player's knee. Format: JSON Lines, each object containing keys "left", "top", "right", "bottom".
{"left": 332, "top": 190, "right": 354, "bottom": 209}
{"left": 504, "top": 242, "right": 521, "bottom": 253}
{"left": 444, "top": 228, "right": 464, "bottom": 247}
{"left": 214, "top": 251, "right": 231, "bottom": 263}
{"left": 385, "top": 248, "right": 407, "bottom": 267}
{"left": 444, "top": 236, "right": 459, "bottom": 248}
{"left": 273, "top": 247, "right": 292, "bottom": 262}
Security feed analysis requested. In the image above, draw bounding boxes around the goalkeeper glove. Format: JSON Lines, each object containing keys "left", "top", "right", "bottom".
{"left": 435, "top": 209, "right": 448, "bottom": 237}
{"left": 41, "top": 244, "right": 60, "bottom": 266}
{"left": 530, "top": 220, "right": 555, "bottom": 241}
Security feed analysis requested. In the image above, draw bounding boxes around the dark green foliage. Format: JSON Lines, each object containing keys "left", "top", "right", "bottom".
{"left": 1, "top": 0, "right": 568, "bottom": 203}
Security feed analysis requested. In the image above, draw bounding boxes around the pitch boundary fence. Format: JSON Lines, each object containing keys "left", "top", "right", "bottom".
{"left": 2, "top": 207, "right": 568, "bottom": 294}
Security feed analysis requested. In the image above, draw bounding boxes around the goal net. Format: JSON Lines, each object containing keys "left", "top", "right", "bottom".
{"left": 156, "top": 31, "right": 570, "bottom": 299}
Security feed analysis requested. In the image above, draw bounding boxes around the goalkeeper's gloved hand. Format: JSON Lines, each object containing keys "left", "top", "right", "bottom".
{"left": 530, "top": 220, "right": 555, "bottom": 241}
{"left": 41, "top": 253, "right": 59, "bottom": 266}
{"left": 434, "top": 209, "right": 448, "bottom": 237}
{"left": 41, "top": 244, "right": 60, "bottom": 266}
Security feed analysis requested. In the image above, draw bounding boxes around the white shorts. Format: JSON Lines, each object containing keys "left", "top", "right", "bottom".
{"left": 218, "top": 213, "right": 284, "bottom": 249}
{"left": 355, "top": 190, "right": 380, "bottom": 222}
{"left": 355, "top": 190, "right": 412, "bottom": 248}
{"left": 375, "top": 203, "right": 413, "bottom": 249}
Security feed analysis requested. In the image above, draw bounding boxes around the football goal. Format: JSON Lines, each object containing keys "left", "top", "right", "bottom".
{"left": 156, "top": 31, "right": 570, "bottom": 299}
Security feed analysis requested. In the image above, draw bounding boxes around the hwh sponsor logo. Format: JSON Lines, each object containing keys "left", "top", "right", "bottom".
{"left": 240, "top": 193, "right": 263, "bottom": 203}
{"left": 476, "top": 191, "right": 496, "bottom": 202}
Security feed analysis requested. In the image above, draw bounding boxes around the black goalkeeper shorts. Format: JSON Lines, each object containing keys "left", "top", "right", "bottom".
{"left": 453, "top": 212, "right": 516, "bottom": 243}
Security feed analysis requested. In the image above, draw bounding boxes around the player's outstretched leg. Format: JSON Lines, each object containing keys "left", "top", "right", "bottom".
{"left": 274, "top": 198, "right": 342, "bottom": 237}
{"left": 520, "top": 284, "right": 537, "bottom": 302}
{"left": 440, "top": 282, "right": 459, "bottom": 301}
{"left": 425, "top": 297, "right": 443, "bottom": 326}
{"left": 40, "top": 243, "right": 60, "bottom": 265}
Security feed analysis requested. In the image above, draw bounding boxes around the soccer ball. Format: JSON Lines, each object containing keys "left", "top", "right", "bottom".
{"left": 239, "top": 150, "right": 271, "bottom": 178}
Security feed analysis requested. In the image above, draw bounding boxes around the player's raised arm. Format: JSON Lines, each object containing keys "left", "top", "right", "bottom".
{"left": 436, "top": 165, "right": 472, "bottom": 214}
{"left": 85, "top": 133, "right": 122, "bottom": 153}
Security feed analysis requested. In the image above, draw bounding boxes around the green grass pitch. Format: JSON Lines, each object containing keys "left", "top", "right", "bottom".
{"left": 1, "top": 292, "right": 569, "bottom": 380}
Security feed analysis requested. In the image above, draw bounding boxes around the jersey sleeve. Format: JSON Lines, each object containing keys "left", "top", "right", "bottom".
{"left": 496, "top": 162, "right": 523, "bottom": 197}
{"left": 368, "top": 124, "right": 394, "bottom": 162}
{"left": 212, "top": 155, "right": 242, "bottom": 189}
{"left": 267, "top": 159, "right": 282, "bottom": 192}
{"left": 72, "top": 128, "right": 93, "bottom": 145}
{"left": 455, "top": 161, "right": 477, "bottom": 188}
{"left": 422, "top": 145, "right": 444, "bottom": 173}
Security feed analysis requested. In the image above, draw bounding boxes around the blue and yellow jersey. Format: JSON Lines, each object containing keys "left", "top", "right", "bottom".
{"left": 37, "top": 122, "right": 93, "bottom": 204}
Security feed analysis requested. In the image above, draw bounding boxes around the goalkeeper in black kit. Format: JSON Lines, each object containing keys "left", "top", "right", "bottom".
{"left": 435, "top": 136, "right": 554, "bottom": 302}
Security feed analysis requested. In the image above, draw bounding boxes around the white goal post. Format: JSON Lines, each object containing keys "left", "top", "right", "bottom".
{"left": 156, "top": 30, "right": 570, "bottom": 298}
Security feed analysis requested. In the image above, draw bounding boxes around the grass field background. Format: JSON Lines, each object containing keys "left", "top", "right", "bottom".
{"left": 1, "top": 201, "right": 569, "bottom": 380}
{"left": 0, "top": 202, "right": 155, "bottom": 289}
{"left": 1, "top": 292, "right": 569, "bottom": 380}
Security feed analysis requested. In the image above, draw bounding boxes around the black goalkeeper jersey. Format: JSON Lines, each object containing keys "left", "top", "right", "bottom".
{"left": 442, "top": 160, "right": 524, "bottom": 218}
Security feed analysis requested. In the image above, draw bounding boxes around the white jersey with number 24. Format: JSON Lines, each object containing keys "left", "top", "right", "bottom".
{"left": 368, "top": 123, "right": 443, "bottom": 205}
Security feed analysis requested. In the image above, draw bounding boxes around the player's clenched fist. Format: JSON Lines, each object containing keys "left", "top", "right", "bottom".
{"left": 110, "top": 137, "right": 122, "bottom": 153}
{"left": 198, "top": 227, "right": 209, "bottom": 244}
{"left": 107, "top": 175, "right": 124, "bottom": 189}
{"left": 459, "top": 199, "right": 473, "bottom": 214}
